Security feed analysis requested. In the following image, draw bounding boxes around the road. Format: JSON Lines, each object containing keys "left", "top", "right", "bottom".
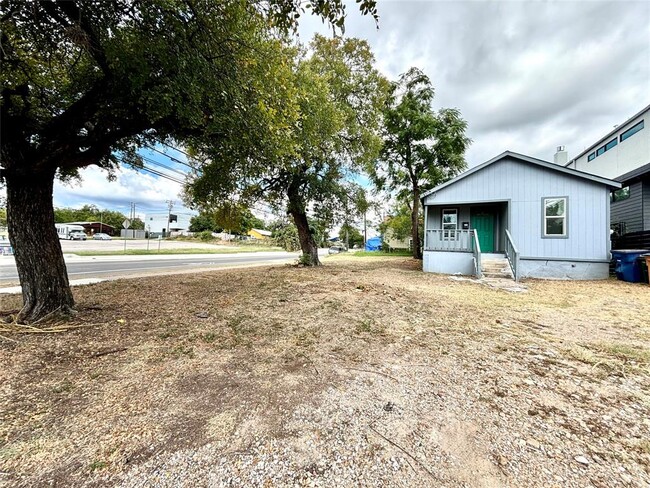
{"left": 0, "top": 252, "right": 301, "bottom": 286}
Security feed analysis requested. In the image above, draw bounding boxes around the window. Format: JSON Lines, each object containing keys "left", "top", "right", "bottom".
{"left": 543, "top": 197, "right": 567, "bottom": 237}
{"left": 442, "top": 209, "right": 457, "bottom": 239}
{"left": 587, "top": 152, "right": 595, "bottom": 161}
{"left": 620, "top": 120, "right": 644, "bottom": 142}
{"left": 611, "top": 186, "right": 630, "bottom": 203}
{"left": 605, "top": 138, "right": 617, "bottom": 151}
{"left": 596, "top": 146, "right": 606, "bottom": 156}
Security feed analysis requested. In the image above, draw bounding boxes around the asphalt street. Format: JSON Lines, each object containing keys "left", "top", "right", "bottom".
{"left": 0, "top": 252, "right": 300, "bottom": 285}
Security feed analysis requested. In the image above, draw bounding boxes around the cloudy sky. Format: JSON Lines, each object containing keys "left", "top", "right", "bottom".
{"left": 49, "top": 0, "right": 650, "bottom": 221}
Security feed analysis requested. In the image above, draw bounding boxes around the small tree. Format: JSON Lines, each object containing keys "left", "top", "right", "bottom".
{"left": 368, "top": 67, "right": 470, "bottom": 259}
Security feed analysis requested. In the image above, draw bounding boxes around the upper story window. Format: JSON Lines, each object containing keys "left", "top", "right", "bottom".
{"left": 543, "top": 197, "right": 567, "bottom": 237}
{"left": 611, "top": 186, "right": 630, "bottom": 203}
{"left": 587, "top": 152, "right": 595, "bottom": 161}
{"left": 620, "top": 120, "right": 644, "bottom": 142}
{"left": 605, "top": 138, "right": 617, "bottom": 151}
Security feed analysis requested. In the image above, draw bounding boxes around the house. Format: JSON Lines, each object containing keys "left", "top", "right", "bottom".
{"left": 421, "top": 151, "right": 621, "bottom": 280}
{"left": 564, "top": 104, "right": 649, "bottom": 236}
{"left": 66, "top": 221, "right": 116, "bottom": 236}
{"left": 383, "top": 229, "right": 412, "bottom": 251}
{"left": 248, "top": 228, "right": 272, "bottom": 240}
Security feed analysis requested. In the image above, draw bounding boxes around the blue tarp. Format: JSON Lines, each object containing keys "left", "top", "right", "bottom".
{"left": 364, "top": 236, "right": 382, "bottom": 251}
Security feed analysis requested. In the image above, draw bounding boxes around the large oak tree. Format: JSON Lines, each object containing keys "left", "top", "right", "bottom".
{"left": 0, "top": 0, "right": 377, "bottom": 322}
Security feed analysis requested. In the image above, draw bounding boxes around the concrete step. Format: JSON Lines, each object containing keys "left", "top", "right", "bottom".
{"left": 481, "top": 258, "right": 514, "bottom": 280}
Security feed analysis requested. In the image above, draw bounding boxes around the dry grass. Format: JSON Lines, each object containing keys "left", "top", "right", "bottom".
{"left": 0, "top": 256, "right": 649, "bottom": 487}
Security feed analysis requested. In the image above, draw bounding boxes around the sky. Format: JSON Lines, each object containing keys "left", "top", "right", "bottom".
{"left": 47, "top": 0, "right": 650, "bottom": 226}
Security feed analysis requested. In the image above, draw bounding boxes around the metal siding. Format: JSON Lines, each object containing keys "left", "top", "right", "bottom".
{"left": 644, "top": 180, "right": 650, "bottom": 230}
{"left": 423, "top": 157, "right": 609, "bottom": 260}
{"left": 611, "top": 181, "right": 644, "bottom": 233}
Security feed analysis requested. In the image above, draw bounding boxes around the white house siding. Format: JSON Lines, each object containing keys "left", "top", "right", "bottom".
{"left": 423, "top": 157, "right": 610, "bottom": 263}
{"left": 566, "top": 108, "right": 649, "bottom": 179}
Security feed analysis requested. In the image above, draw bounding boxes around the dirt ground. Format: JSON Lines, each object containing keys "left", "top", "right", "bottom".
{"left": 0, "top": 256, "right": 649, "bottom": 487}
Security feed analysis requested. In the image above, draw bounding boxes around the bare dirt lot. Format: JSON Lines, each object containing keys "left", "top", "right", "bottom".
{"left": 1, "top": 256, "right": 649, "bottom": 487}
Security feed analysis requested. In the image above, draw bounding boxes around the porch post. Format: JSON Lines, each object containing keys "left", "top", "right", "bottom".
{"left": 424, "top": 204, "right": 429, "bottom": 251}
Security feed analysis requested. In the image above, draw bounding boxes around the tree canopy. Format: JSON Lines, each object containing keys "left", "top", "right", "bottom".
{"left": 187, "top": 35, "right": 388, "bottom": 265}
{"left": 367, "top": 67, "right": 470, "bottom": 259}
{"left": 0, "top": 0, "right": 379, "bottom": 322}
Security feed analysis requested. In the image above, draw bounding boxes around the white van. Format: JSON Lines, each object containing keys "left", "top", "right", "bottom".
{"left": 55, "top": 224, "right": 86, "bottom": 240}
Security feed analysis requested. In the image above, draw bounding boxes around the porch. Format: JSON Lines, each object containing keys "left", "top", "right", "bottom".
{"left": 423, "top": 202, "right": 520, "bottom": 280}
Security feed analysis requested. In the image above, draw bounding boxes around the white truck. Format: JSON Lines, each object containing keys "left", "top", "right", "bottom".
{"left": 55, "top": 223, "right": 87, "bottom": 240}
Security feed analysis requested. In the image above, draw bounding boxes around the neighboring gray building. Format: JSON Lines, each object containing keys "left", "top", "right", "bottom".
{"left": 565, "top": 104, "right": 649, "bottom": 236}
{"left": 421, "top": 151, "right": 621, "bottom": 280}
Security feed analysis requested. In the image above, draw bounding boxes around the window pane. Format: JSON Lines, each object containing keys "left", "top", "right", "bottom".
{"left": 442, "top": 211, "right": 457, "bottom": 225}
{"left": 612, "top": 186, "right": 630, "bottom": 202}
{"left": 546, "top": 218, "right": 565, "bottom": 235}
{"left": 596, "top": 146, "right": 605, "bottom": 156}
{"left": 605, "top": 138, "right": 617, "bottom": 151}
{"left": 545, "top": 198, "right": 565, "bottom": 217}
{"left": 588, "top": 152, "right": 595, "bottom": 161}
{"left": 620, "top": 120, "right": 644, "bottom": 142}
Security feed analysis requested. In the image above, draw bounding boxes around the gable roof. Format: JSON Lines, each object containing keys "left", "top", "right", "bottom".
{"left": 421, "top": 151, "right": 621, "bottom": 200}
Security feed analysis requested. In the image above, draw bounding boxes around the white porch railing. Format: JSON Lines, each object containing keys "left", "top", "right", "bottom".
{"left": 504, "top": 229, "right": 520, "bottom": 282}
{"left": 425, "top": 229, "right": 475, "bottom": 252}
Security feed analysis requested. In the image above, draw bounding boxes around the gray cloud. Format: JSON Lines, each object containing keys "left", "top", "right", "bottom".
{"left": 300, "top": 0, "right": 650, "bottom": 166}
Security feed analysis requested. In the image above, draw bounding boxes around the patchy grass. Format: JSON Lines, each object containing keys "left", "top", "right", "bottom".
{"left": 1, "top": 257, "right": 649, "bottom": 487}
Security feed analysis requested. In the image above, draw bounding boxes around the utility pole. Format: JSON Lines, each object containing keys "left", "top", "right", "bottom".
{"left": 165, "top": 200, "right": 174, "bottom": 238}
{"left": 363, "top": 210, "right": 367, "bottom": 247}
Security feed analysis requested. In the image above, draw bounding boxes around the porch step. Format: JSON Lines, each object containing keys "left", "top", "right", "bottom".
{"left": 481, "top": 258, "right": 514, "bottom": 280}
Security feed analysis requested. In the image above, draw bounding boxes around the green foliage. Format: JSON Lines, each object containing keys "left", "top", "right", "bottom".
{"left": 339, "top": 223, "right": 364, "bottom": 248}
{"left": 378, "top": 203, "right": 413, "bottom": 241}
{"left": 189, "top": 213, "right": 223, "bottom": 233}
{"left": 270, "top": 220, "right": 300, "bottom": 252}
{"left": 187, "top": 35, "right": 389, "bottom": 263}
{"left": 367, "top": 67, "right": 470, "bottom": 257}
{"left": 197, "top": 230, "right": 215, "bottom": 242}
{"left": 52, "top": 205, "right": 141, "bottom": 233}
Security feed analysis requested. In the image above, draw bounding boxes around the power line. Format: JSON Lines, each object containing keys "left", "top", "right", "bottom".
{"left": 140, "top": 155, "right": 189, "bottom": 177}
{"left": 153, "top": 138, "right": 192, "bottom": 159}
{"left": 145, "top": 145, "right": 196, "bottom": 170}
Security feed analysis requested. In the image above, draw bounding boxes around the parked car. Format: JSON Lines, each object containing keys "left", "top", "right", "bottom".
{"left": 69, "top": 231, "right": 87, "bottom": 241}
{"left": 328, "top": 245, "right": 348, "bottom": 255}
{"left": 93, "top": 233, "right": 112, "bottom": 240}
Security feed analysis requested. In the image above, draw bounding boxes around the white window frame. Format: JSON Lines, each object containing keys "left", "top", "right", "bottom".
{"left": 442, "top": 208, "right": 458, "bottom": 240}
{"left": 542, "top": 197, "right": 568, "bottom": 238}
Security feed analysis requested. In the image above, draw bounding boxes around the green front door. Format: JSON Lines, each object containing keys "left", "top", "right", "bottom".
{"left": 471, "top": 212, "right": 495, "bottom": 253}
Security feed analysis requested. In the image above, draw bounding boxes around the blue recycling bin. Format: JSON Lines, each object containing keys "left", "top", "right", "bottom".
{"left": 611, "top": 250, "right": 650, "bottom": 283}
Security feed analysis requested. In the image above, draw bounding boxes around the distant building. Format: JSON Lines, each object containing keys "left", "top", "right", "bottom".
{"left": 248, "top": 228, "right": 272, "bottom": 240}
{"left": 65, "top": 221, "right": 116, "bottom": 236}
{"left": 565, "top": 104, "right": 649, "bottom": 235}
{"left": 144, "top": 212, "right": 192, "bottom": 235}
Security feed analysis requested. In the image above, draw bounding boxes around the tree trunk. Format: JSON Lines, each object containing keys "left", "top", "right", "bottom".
{"left": 287, "top": 179, "right": 320, "bottom": 266}
{"left": 5, "top": 170, "right": 75, "bottom": 322}
{"left": 411, "top": 187, "right": 422, "bottom": 259}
